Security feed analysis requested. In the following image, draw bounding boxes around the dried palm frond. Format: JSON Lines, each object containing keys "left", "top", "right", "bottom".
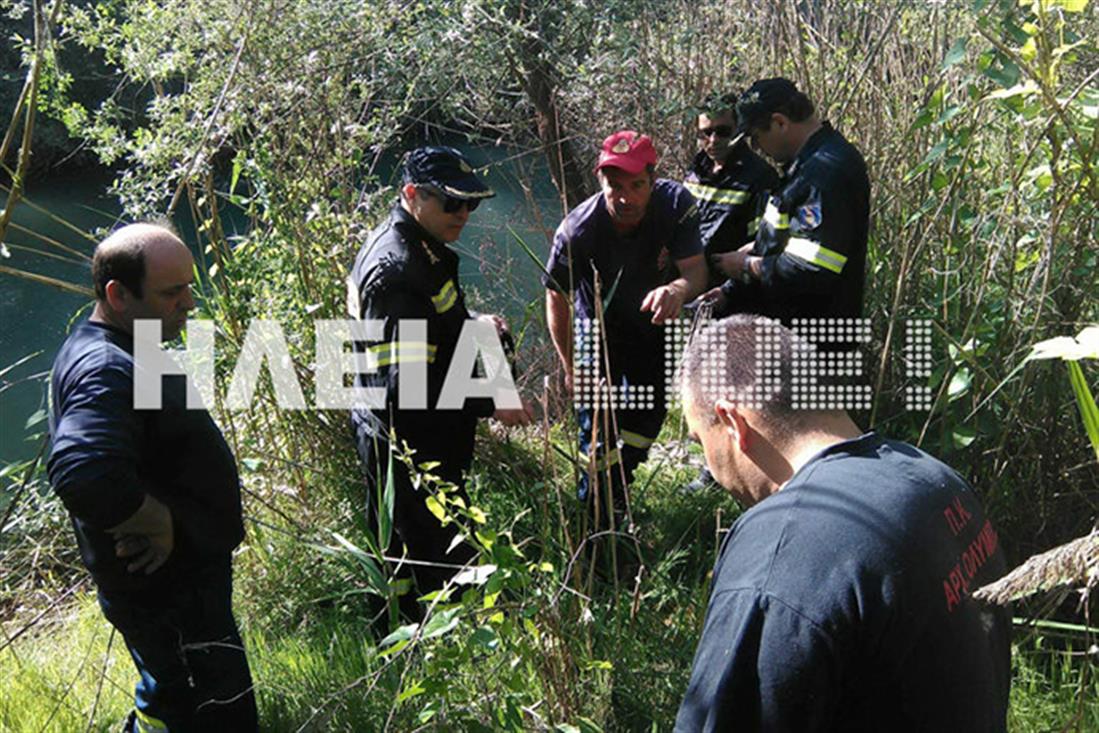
{"left": 975, "top": 529, "right": 1099, "bottom": 607}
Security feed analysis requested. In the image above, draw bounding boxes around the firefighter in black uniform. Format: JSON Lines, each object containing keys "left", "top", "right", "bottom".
{"left": 707, "top": 77, "right": 870, "bottom": 325}
{"left": 349, "top": 147, "right": 531, "bottom": 616}
{"left": 682, "top": 92, "right": 779, "bottom": 493}
{"left": 684, "top": 91, "right": 778, "bottom": 290}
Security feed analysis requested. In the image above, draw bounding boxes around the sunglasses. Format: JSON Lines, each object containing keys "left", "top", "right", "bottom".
{"left": 697, "top": 125, "right": 735, "bottom": 139}
{"left": 421, "top": 186, "right": 482, "bottom": 213}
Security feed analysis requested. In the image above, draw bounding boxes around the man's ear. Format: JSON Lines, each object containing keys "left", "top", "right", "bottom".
{"left": 401, "top": 183, "right": 419, "bottom": 203}
{"left": 103, "top": 280, "right": 131, "bottom": 312}
{"left": 714, "top": 398, "right": 750, "bottom": 453}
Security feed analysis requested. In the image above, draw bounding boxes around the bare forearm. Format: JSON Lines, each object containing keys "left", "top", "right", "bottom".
{"left": 545, "top": 289, "right": 572, "bottom": 373}
{"left": 676, "top": 254, "right": 708, "bottom": 302}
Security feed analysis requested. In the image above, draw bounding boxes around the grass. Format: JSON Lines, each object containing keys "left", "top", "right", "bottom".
{"left": 1009, "top": 641, "right": 1099, "bottom": 733}
{"left": 2, "top": 419, "right": 1097, "bottom": 731}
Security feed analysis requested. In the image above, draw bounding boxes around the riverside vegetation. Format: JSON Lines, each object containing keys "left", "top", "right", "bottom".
{"left": 1, "top": 0, "right": 1097, "bottom": 730}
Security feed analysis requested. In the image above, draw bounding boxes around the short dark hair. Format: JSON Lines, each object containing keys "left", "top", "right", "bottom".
{"left": 92, "top": 237, "right": 145, "bottom": 300}
{"left": 755, "top": 91, "right": 814, "bottom": 128}
{"left": 91, "top": 219, "right": 181, "bottom": 300}
{"left": 679, "top": 315, "right": 824, "bottom": 431}
{"left": 697, "top": 91, "right": 739, "bottom": 118}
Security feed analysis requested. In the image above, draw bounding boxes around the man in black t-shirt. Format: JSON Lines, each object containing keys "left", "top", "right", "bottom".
{"left": 675, "top": 315, "right": 1010, "bottom": 732}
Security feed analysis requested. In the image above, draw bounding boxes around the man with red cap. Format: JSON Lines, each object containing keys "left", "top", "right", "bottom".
{"left": 543, "top": 131, "right": 707, "bottom": 530}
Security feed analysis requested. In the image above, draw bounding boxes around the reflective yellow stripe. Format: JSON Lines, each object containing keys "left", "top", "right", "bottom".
{"left": 134, "top": 710, "right": 169, "bottom": 733}
{"left": 784, "top": 238, "right": 847, "bottom": 274}
{"left": 432, "top": 280, "right": 458, "bottom": 313}
{"left": 367, "top": 341, "right": 437, "bottom": 366}
{"left": 747, "top": 216, "right": 760, "bottom": 236}
{"left": 584, "top": 448, "right": 622, "bottom": 471}
{"left": 620, "top": 430, "right": 656, "bottom": 449}
{"left": 684, "top": 181, "right": 749, "bottom": 206}
{"left": 763, "top": 201, "right": 789, "bottom": 230}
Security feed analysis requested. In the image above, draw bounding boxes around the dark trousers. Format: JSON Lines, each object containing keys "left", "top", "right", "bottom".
{"left": 98, "top": 562, "right": 257, "bottom": 732}
{"left": 355, "top": 428, "right": 478, "bottom": 598}
{"left": 576, "top": 345, "right": 667, "bottom": 523}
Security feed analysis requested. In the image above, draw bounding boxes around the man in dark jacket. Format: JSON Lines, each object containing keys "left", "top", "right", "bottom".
{"left": 707, "top": 78, "right": 870, "bottom": 326}
{"left": 48, "top": 223, "right": 257, "bottom": 732}
{"left": 682, "top": 91, "right": 778, "bottom": 492}
{"left": 675, "top": 315, "right": 1011, "bottom": 732}
{"left": 684, "top": 91, "right": 778, "bottom": 290}
{"left": 349, "top": 147, "right": 531, "bottom": 614}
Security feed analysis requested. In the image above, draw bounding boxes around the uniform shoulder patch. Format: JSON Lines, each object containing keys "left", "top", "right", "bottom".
{"left": 797, "top": 201, "right": 822, "bottom": 230}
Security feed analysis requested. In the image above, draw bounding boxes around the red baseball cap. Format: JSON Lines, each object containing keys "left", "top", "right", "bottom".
{"left": 595, "top": 130, "right": 658, "bottom": 175}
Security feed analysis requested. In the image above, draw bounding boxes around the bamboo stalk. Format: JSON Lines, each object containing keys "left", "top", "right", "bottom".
{"left": 0, "top": 264, "right": 93, "bottom": 296}
{"left": 0, "top": 0, "right": 47, "bottom": 244}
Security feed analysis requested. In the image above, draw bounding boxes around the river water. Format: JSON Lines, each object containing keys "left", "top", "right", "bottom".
{"left": 0, "top": 151, "right": 561, "bottom": 464}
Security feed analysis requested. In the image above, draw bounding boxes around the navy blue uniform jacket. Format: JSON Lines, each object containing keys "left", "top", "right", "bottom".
{"left": 721, "top": 123, "right": 870, "bottom": 322}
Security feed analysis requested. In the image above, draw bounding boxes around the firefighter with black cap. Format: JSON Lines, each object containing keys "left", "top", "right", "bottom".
{"left": 704, "top": 77, "right": 870, "bottom": 325}
{"left": 349, "top": 146, "right": 532, "bottom": 617}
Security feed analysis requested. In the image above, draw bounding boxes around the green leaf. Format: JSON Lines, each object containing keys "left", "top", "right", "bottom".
{"left": 379, "top": 446, "right": 395, "bottom": 550}
{"left": 936, "top": 105, "right": 963, "bottom": 126}
{"left": 425, "top": 494, "right": 448, "bottom": 523}
{"left": 1014, "top": 247, "right": 1040, "bottom": 273}
{"left": 422, "top": 606, "right": 461, "bottom": 639}
{"left": 984, "top": 81, "right": 1039, "bottom": 101}
{"left": 942, "top": 38, "right": 968, "bottom": 69}
{"left": 24, "top": 409, "right": 47, "bottom": 430}
{"left": 1027, "top": 327, "right": 1099, "bottom": 361}
{"left": 380, "top": 623, "right": 418, "bottom": 649}
{"left": 322, "top": 532, "right": 388, "bottom": 593}
{"left": 1026, "top": 164, "right": 1053, "bottom": 191}
{"left": 577, "top": 719, "right": 603, "bottom": 733}
{"left": 397, "top": 680, "right": 425, "bottom": 704}
{"left": 983, "top": 58, "right": 1021, "bottom": 87}
{"left": 911, "top": 107, "right": 935, "bottom": 132}
{"left": 952, "top": 424, "right": 978, "bottom": 448}
{"left": 240, "top": 457, "right": 263, "bottom": 472}
{"left": 948, "top": 368, "right": 972, "bottom": 401}
{"left": 417, "top": 701, "right": 439, "bottom": 725}
{"left": 229, "top": 152, "right": 243, "bottom": 195}
{"left": 471, "top": 625, "right": 500, "bottom": 650}
{"left": 1019, "top": 36, "right": 1038, "bottom": 62}
{"left": 1052, "top": 0, "right": 1089, "bottom": 11}
{"left": 1066, "top": 361, "right": 1099, "bottom": 461}
{"left": 452, "top": 564, "right": 497, "bottom": 586}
